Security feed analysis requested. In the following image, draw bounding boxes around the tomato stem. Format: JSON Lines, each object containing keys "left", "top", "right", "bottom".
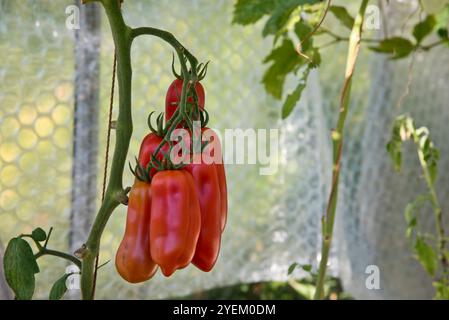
{"left": 410, "top": 127, "right": 449, "bottom": 286}
{"left": 35, "top": 248, "right": 82, "bottom": 269}
{"left": 79, "top": 0, "right": 201, "bottom": 300}
{"left": 313, "top": 0, "right": 369, "bottom": 300}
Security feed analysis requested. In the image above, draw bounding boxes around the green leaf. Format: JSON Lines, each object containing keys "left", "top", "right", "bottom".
{"left": 434, "top": 280, "right": 449, "bottom": 299}
{"left": 281, "top": 67, "right": 310, "bottom": 119}
{"left": 328, "top": 5, "right": 355, "bottom": 30}
{"left": 387, "top": 115, "right": 416, "bottom": 171}
{"left": 262, "top": 39, "right": 303, "bottom": 99}
{"left": 414, "top": 236, "right": 437, "bottom": 277}
{"left": 263, "top": 6, "right": 296, "bottom": 37}
{"left": 49, "top": 274, "right": 70, "bottom": 300}
{"left": 287, "top": 263, "right": 313, "bottom": 275}
{"left": 262, "top": 0, "right": 321, "bottom": 37}
{"left": 288, "top": 279, "right": 316, "bottom": 299}
{"left": 301, "top": 264, "right": 312, "bottom": 272}
{"left": 404, "top": 203, "right": 414, "bottom": 225}
{"left": 437, "top": 28, "right": 448, "bottom": 40}
{"left": 31, "top": 227, "right": 47, "bottom": 242}
{"left": 417, "top": 128, "right": 440, "bottom": 184}
{"left": 413, "top": 15, "right": 436, "bottom": 43}
{"left": 435, "top": 5, "right": 449, "bottom": 41}
{"left": 386, "top": 139, "right": 402, "bottom": 171}
{"left": 404, "top": 204, "right": 418, "bottom": 238}
{"left": 403, "top": 194, "right": 433, "bottom": 238}
{"left": 294, "top": 20, "right": 313, "bottom": 51}
{"left": 233, "top": 0, "right": 277, "bottom": 25}
{"left": 288, "top": 263, "right": 298, "bottom": 275}
{"left": 3, "top": 237, "right": 40, "bottom": 300}
{"left": 369, "top": 37, "right": 415, "bottom": 59}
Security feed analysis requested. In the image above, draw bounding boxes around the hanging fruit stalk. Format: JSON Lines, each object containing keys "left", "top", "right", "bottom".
{"left": 79, "top": 0, "right": 207, "bottom": 299}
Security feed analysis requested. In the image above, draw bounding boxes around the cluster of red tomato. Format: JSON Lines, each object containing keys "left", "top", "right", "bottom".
{"left": 115, "top": 78, "right": 228, "bottom": 283}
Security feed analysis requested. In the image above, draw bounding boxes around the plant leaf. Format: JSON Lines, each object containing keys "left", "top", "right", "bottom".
{"left": 328, "top": 5, "right": 355, "bottom": 29}
{"left": 369, "top": 37, "right": 415, "bottom": 59}
{"left": 413, "top": 15, "right": 436, "bottom": 43}
{"left": 434, "top": 280, "right": 449, "bottom": 299}
{"left": 386, "top": 139, "right": 402, "bottom": 171}
{"left": 435, "top": 4, "right": 449, "bottom": 41}
{"left": 281, "top": 67, "right": 310, "bottom": 119}
{"left": 49, "top": 274, "right": 70, "bottom": 300}
{"left": 414, "top": 236, "right": 437, "bottom": 277}
{"left": 404, "top": 205, "right": 417, "bottom": 238}
{"left": 301, "top": 264, "right": 312, "bottom": 272}
{"left": 294, "top": 20, "right": 313, "bottom": 51}
{"left": 232, "top": 0, "right": 277, "bottom": 25}
{"left": 3, "top": 237, "right": 40, "bottom": 300}
{"left": 437, "top": 28, "right": 449, "bottom": 41}
{"left": 31, "top": 227, "right": 47, "bottom": 242}
{"left": 288, "top": 263, "right": 299, "bottom": 275}
{"left": 262, "top": 0, "right": 322, "bottom": 37}
{"left": 263, "top": 6, "right": 296, "bottom": 37}
{"left": 262, "top": 39, "right": 303, "bottom": 99}
{"left": 387, "top": 115, "right": 416, "bottom": 170}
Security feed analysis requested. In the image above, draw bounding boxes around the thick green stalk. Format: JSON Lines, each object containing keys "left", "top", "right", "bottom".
{"left": 80, "top": 0, "right": 133, "bottom": 300}
{"left": 79, "top": 0, "right": 199, "bottom": 299}
{"left": 313, "top": 0, "right": 369, "bottom": 300}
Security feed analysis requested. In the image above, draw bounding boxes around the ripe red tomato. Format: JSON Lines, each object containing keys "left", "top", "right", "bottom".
{"left": 198, "top": 127, "right": 228, "bottom": 231}
{"left": 165, "top": 78, "right": 205, "bottom": 123}
{"left": 115, "top": 180, "right": 157, "bottom": 283}
{"left": 150, "top": 170, "right": 201, "bottom": 277}
{"left": 174, "top": 126, "right": 228, "bottom": 231}
{"left": 138, "top": 132, "right": 170, "bottom": 178}
{"left": 185, "top": 160, "right": 222, "bottom": 272}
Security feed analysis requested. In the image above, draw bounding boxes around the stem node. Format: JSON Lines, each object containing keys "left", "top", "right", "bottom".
{"left": 75, "top": 244, "right": 89, "bottom": 259}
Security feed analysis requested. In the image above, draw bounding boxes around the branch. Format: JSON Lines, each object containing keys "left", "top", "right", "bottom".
{"left": 131, "top": 27, "right": 198, "bottom": 78}
{"left": 80, "top": 0, "right": 133, "bottom": 300}
{"left": 319, "top": 27, "right": 381, "bottom": 44}
{"left": 313, "top": 0, "right": 370, "bottom": 300}
{"left": 420, "top": 40, "right": 447, "bottom": 51}
{"left": 35, "top": 249, "right": 82, "bottom": 269}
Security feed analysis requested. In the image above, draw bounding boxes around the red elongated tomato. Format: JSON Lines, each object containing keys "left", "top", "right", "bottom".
{"left": 201, "top": 127, "right": 228, "bottom": 231}
{"left": 185, "top": 161, "right": 222, "bottom": 272}
{"left": 138, "top": 132, "right": 170, "bottom": 178}
{"left": 115, "top": 180, "right": 157, "bottom": 283}
{"left": 165, "top": 78, "right": 205, "bottom": 124}
{"left": 150, "top": 170, "right": 201, "bottom": 277}
{"left": 215, "top": 162, "right": 228, "bottom": 231}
